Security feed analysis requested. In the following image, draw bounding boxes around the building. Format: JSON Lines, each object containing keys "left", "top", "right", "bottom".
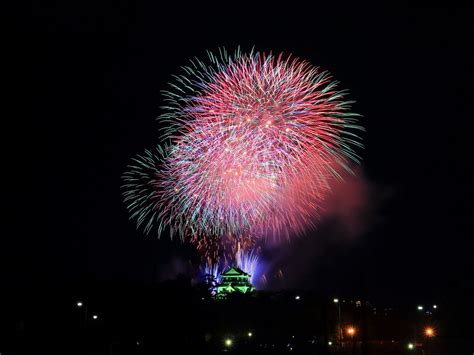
{"left": 215, "top": 266, "right": 255, "bottom": 299}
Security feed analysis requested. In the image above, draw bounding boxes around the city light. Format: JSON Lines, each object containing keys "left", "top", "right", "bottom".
{"left": 224, "top": 338, "right": 233, "bottom": 347}
{"left": 76, "top": 301, "right": 83, "bottom": 307}
{"left": 425, "top": 327, "right": 435, "bottom": 337}
{"left": 433, "top": 304, "right": 437, "bottom": 309}
{"left": 346, "top": 326, "right": 356, "bottom": 336}
{"left": 248, "top": 332, "right": 253, "bottom": 337}
{"left": 417, "top": 305, "right": 423, "bottom": 311}
{"left": 295, "top": 295, "right": 300, "bottom": 300}
{"left": 408, "top": 343, "right": 414, "bottom": 350}
{"left": 328, "top": 341, "right": 333, "bottom": 346}
{"left": 92, "top": 314, "right": 98, "bottom": 320}
{"left": 333, "top": 298, "right": 339, "bottom": 303}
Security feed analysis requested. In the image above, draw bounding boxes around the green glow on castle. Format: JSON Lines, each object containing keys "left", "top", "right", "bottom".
{"left": 215, "top": 266, "right": 255, "bottom": 299}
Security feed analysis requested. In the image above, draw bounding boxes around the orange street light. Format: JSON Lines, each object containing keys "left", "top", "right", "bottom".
{"left": 346, "top": 326, "right": 356, "bottom": 336}
{"left": 425, "top": 327, "right": 435, "bottom": 337}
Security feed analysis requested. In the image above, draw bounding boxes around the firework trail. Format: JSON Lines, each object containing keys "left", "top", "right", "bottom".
{"left": 235, "top": 248, "right": 260, "bottom": 284}
{"left": 202, "top": 260, "right": 222, "bottom": 284}
{"left": 189, "top": 229, "right": 256, "bottom": 264}
{"left": 122, "top": 48, "right": 363, "bottom": 266}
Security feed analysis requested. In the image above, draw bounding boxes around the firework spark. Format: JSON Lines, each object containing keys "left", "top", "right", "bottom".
{"left": 122, "top": 48, "right": 363, "bottom": 257}
{"left": 235, "top": 248, "right": 260, "bottom": 284}
{"left": 202, "top": 260, "right": 222, "bottom": 284}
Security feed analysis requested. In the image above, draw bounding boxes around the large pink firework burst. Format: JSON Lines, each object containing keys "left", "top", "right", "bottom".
{"left": 123, "top": 48, "right": 363, "bottom": 249}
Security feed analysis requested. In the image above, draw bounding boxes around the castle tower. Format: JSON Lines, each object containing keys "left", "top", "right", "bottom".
{"left": 215, "top": 266, "right": 255, "bottom": 299}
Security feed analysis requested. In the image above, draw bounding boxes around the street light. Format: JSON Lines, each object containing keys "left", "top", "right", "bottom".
{"left": 76, "top": 301, "right": 88, "bottom": 329}
{"left": 248, "top": 332, "right": 253, "bottom": 337}
{"left": 224, "top": 338, "right": 233, "bottom": 347}
{"left": 408, "top": 342, "right": 414, "bottom": 350}
{"left": 417, "top": 305, "right": 423, "bottom": 311}
{"left": 92, "top": 314, "right": 98, "bottom": 320}
{"left": 425, "top": 327, "right": 435, "bottom": 337}
{"left": 346, "top": 326, "right": 356, "bottom": 336}
{"left": 432, "top": 304, "right": 437, "bottom": 309}
{"left": 347, "top": 326, "right": 356, "bottom": 354}
{"left": 334, "top": 298, "right": 342, "bottom": 343}
{"left": 295, "top": 295, "right": 300, "bottom": 300}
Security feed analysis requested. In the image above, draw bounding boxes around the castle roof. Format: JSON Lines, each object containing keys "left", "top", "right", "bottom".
{"left": 220, "top": 266, "right": 250, "bottom": 277}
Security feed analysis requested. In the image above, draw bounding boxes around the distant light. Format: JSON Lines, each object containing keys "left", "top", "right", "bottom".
{"left": 333, "top": 298, "right": 339, "bottom": 303}
{"left": 328, "top": 341, "right": 333, "bottom": 346}
{"left": 425, "top": 327, "right": 435, "bottom": 337}
{"left": 433, "top": 304, "right": 437, "bottom": 309}
{"left": 76, "top": 301, "right": 83, "bottom": 307}
{"left": 295, "top": 295, "right": 300, "bottom": 300}
{"left": 417, "top": 305, "right": 423, "bottom": 311}
{"left": 224, "top": 338, "right": 233, "bottom": 347}
{"left": 92, "top": 314, "right": 98, "bottom": 320}
{"left": 408, "top": 343, "right": 414, "bottom": 350}
{"left": 136, "top": 341, "right": 140, "bottom": 346}
{"left": 346, "top": 327, "right": 355, "bottom": 336}
{"left": 248, "top": 332, "right": 253, "bottom": 337}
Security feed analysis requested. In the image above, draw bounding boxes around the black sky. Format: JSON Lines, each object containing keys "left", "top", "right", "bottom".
{"left": 11, "top": 5, "right": 473, "bottom": 303}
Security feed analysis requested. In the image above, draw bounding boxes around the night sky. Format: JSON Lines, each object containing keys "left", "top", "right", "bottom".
{"left": 12, "top": 6, "right": 473, "bottom": 303}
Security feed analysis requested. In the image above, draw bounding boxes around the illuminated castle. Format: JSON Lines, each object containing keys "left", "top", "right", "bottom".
{"left": 215, "top": 266, "right": 255, "bottom": 299}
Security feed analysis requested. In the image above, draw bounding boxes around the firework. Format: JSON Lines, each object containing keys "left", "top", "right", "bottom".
{"left": 235, "top": 248, "right": 260, "bottom": 284}
{"left": 122, "top": 146, "right": 167, "bottom": 235}
{"left": 202, "top": 260, "right": 222, "bottom": 284}
{"left": 123, "top": 48, "right": 363, "bottom": 248}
